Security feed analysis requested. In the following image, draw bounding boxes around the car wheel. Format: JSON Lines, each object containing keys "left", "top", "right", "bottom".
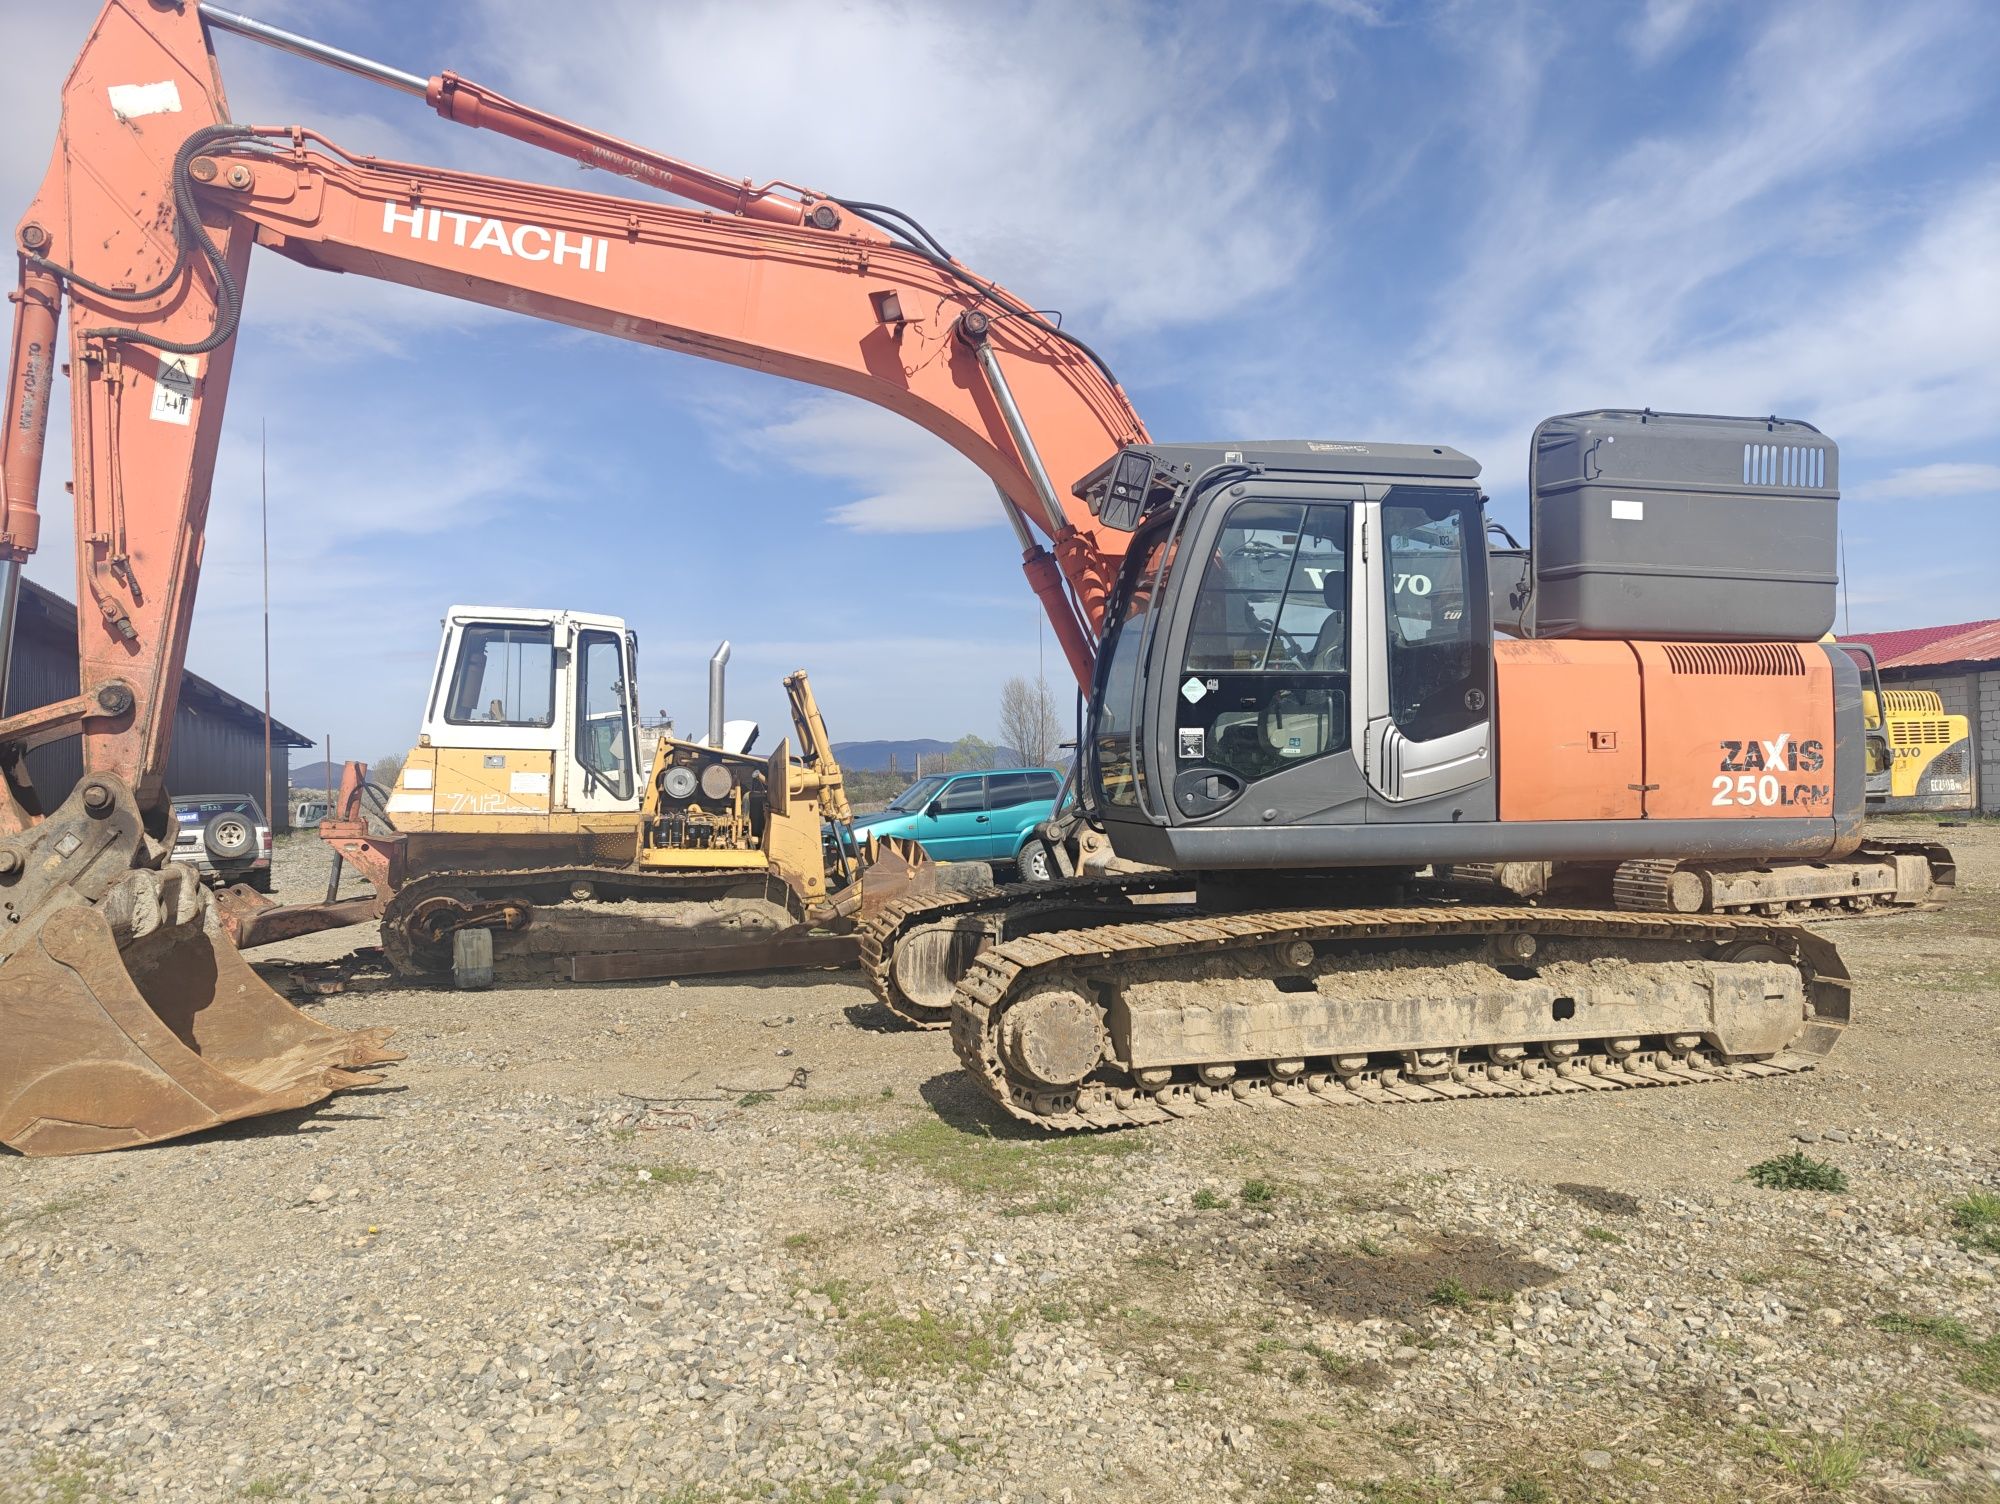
{"left": 1018, "top": 840, "right": 1058, "bottom": 884}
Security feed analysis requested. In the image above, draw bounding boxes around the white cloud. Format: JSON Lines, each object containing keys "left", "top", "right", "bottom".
{"left": 752, "top": 396, "right": 1002, "bottom": 535}
{"left": 1846, "top": 462, "right": 2000, "bottom": 502}
{"left": 1628, "top": 0, "right": 1723, "bottom": 64}
{"left": 454, "top": 0, "right": 1344, "bottom": 336}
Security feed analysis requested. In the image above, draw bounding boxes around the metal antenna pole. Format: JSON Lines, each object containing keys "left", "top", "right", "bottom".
{"left": 1840, "top": 531, "right": 1852, "bottom": 636}
{"left": 261, "top": 422, "right": 273, "bottom": 836}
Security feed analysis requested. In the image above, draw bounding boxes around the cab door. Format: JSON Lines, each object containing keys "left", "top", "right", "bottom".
{"left": 1360, "top": 489, "right": 1495, "bottom": 815}
{"left": 1155, "top": 492, "right": 1371, "bottom": 827}
{"left": 561, "top": 622, "right": 640, "bottom": 814}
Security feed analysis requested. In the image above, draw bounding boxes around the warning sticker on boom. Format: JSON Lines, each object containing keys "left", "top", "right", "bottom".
{"left": 150, "top": 355, "right": 198, "bottom": 425}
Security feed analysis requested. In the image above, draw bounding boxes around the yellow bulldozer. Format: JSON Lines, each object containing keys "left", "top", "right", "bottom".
{"left": 232, "top": 607, "right": 932, "bottom": 985}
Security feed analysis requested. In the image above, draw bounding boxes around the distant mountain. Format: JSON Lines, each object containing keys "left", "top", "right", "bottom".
{"left": 289, "top": 759, "right": 339, "bottom": 789}
{"left": 830, "top": 738, "right": 957, "bottom": 773}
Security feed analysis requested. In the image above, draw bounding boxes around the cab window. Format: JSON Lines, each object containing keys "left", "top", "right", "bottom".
{"left": 444, "top": 623, "right": 556, "bottom": 727}
{"left": 1381, "top": 490, "right": 1488, "bottom": 743}
{"left": 574, "top": 628, "right": 634, "bottom": 800}
{"left": 1176, "top": 501, "right": 1349, "bottom": 784}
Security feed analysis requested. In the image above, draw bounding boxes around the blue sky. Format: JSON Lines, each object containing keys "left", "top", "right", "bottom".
{"left": 5, "top": 0, "right": 1996, "bottom": 770}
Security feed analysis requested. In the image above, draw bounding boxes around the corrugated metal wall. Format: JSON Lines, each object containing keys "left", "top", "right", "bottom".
{"left": 4, "top": 583, "right": 304, "bottom": 829}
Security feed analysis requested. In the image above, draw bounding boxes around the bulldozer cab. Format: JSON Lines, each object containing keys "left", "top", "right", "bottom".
{"left": 387, "top": 606, "right": 643, "bottom": 828}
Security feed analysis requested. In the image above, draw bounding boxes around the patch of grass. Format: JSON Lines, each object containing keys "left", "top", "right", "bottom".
{"left": 1240, "top": 1178, "right": 1280, "bottom": 1206}
{"left": 794, "top": 1094, "right": 887, "bottom": 1115}
{"left": 842, "top": 1307, "right": 1015, "bottom": 1384}
{"left": 736, "top": 1090, "right": 775, "bottom": 1108}
{"left": 1869, "top": 1400, "right": 1979, "bottom": 1477}
{"left": 1352, "top": 1235, "right": 1388, "bottom": 1258}
{"left": 614, "top": 1161, "right": 701, "bottom": 1189}
{"left": 1037, "top": 1300, "right": 1074, "bottom": 1323}
{"left": 809, "top": 1279, "right": 856, "bottom": 1315}
{"left": 28, "top": 1449, "right": 106, "bottom": 1504}
{"left": 781, "top": 1231, "right": 818, "bottom": 1252}
{"left": 1874, "top": 1311, "right": 2000, "bottom": 1396}
{"left": 1951, "top": 1192, "right": 2000, "bottom": 1254}
{"left": 845, "top": 1116, "right": 1142, "bottom": 1210}
{"left": 1501, "top": 1480, "right": 1555, "bottom": 1504}
{"left": 1748, "top": 1429, "right": 1865, "bottom": 1496}
{"left": 0, "top": 1195, "right": 94, "bottom": 1237}
{"left": 1748, "top": 1151, "right": 1849, "bottom": 1193}
{"left": 1582, "top": 1225, "right": 1623, "bottom": 1245}
{"left": 1191, "top": 1188, "right": 1228, "bottom": 1211}
{"left": 1000, "top": 1193, "right": 1078, "bottom": 1218}
{"left": 239, "top": 1479, "right": 297, "bottom": 1500}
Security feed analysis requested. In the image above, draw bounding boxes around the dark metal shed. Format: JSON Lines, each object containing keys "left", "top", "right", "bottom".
{"left": 4, "top": 578, "right": 314, "bottom": 829}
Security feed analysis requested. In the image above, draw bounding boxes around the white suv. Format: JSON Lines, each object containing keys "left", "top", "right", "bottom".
{"left": 169, "top": 794, "right": 273, "bottom": 893}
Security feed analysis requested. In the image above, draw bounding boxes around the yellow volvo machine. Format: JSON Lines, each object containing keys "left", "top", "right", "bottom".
{"left": 298, "top": 606, "right": 931, "bottom": 984}
{"left": 1838, "top": 641, "right": 1975, "bottom": 813}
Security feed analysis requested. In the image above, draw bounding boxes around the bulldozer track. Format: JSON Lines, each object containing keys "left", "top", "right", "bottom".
{"left": 857, "top": 871, "right": 1194, "bottom": 1028}
{"left": 379, "top": 864, "right": 807, "bottom": 980}
{"left": 949, "top": 905, "right": 1849, "bottom": 1132}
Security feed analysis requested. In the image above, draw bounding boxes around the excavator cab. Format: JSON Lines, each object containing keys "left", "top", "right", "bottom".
{"left": 1083, "top": 441, "right": 1496, "bottom": 872}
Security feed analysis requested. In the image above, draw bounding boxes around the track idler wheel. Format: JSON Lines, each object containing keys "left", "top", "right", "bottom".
{"left": 999, "top": 986, "right": 1106, "bottom": 1090}
{"left": 0, "top": 870, "right": 401, "bottom": 1157}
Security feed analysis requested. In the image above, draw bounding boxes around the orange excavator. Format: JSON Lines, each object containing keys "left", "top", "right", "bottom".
{"left": 0, "top": 3, "right": 1938, "bottom": 1154}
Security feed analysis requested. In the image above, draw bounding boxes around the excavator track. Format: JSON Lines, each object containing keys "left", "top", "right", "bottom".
{"left": 380, "top": 865, "right": 840, "bottom": 983}
{"left": 1611, "top": 839, "right": 1955, "bottom": 920}
{"left": 858, "top": 871, "right": 1194, "bottom": 1027}
{"left": 949, "top": 905, "right": 1849, "bottom": 1132}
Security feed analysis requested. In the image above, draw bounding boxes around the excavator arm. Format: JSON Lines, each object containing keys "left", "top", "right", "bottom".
{"left": 0, "top": 0, "right": 1147, "bottom": 1155}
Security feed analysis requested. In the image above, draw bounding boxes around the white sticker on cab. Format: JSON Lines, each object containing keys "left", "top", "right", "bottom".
{"left": 1611, "top": 498, "right": 1645, "bottom": 521}
{"left": 509, "top": 771, "right": 550, "bottom": 796}
{"left": 402, "top": 768, "right": 433, "bottom": 790}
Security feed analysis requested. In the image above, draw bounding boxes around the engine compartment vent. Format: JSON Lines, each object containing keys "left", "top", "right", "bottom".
{"left": 1662, "top": 642, "right": 1807, "bottom": 676}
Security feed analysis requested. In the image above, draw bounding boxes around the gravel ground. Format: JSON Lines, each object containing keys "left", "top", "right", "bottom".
{"left": 3, "top": 821, "right": 1996, "bottom": 1504}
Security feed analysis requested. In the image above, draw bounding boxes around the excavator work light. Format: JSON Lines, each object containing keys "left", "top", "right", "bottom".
{"left": 870, "top": 289, "right": 905, "bottom": 326}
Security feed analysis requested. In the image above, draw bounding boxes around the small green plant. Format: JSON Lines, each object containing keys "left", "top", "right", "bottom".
{"left": 1352, "top": 1235, "right": 1388, "bottom": 1257}
{"left": 737, "top": 1090, "right": 775, "bottom": 1108}
{"left": 1764, "top": 1432, "right": 1864, "bottom": 1495}
{"left": 1748, "top": 1151, "right": 1848, "bottom": 1193}
{"left": 1501, "top": 1479, "right": 1554, "bottom": 1504}
{"left": 1191, "top": 1188, "right": 1227, "bottom": 1210}
{"left": 1426, "top": 1276, "right": 1475, "bottom": 1309}
{"left": 1240, "top": 1178, "right": 1278, "bottom": 1206}
{"left": 240, "top": 1479, "right": 294, "bottom": 1500}
{"left": 1301, "top": 1342, "right": 1357, "bottom": 1380}
{"left": 1037, "top": 1300, "right": 1074, "bottom": 1323}
{"left": 1582, "top": 1225, "right": 1623, "bottom": 1245}
{"left": 1951, "top": 1192, "right": 2000, "bottom": 1253}
{"left": 781, "top": 1231, "right": 818, "bottom": 1252}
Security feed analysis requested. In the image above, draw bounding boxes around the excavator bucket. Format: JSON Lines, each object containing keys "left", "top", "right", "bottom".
{"left": 0, "top": 868, "right": 401, "bottom": 1158}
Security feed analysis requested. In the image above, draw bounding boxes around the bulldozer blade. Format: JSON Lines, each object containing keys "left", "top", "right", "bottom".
{"left": 0, "top": 900, "right": 402, "bottom": 1158}
{"left": 216, "top": 884, "right": 383, "bottom": 950}
{"left": 858, "top": 836, "right": 938, "bottom": 919}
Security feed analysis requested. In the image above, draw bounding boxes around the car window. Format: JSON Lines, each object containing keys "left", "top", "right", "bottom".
{"left": 174, "top": 798, "right": 260, "bottom": 823}
{"left": 985, "top": 772, "right": 1033, "bottom": 809}
{"left": 887, "top": 775, "right": 948, "bottom": 812}
{"left": 1024, "top": 772, "right": 1061, "bottom": 800}
{"left": 934, "top": 778, "right": 986, "bottom": 813}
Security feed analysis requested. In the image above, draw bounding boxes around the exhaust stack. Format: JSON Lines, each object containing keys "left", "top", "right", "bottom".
{"left": 707, "top": 640, "right": 730, "bottom": 748}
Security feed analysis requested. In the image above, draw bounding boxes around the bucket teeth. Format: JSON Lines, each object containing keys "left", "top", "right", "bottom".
{"left": 0, "top": 877, "right": 397, "bottom": 1158}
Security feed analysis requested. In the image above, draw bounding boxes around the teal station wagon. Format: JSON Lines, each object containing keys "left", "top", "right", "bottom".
{"left": 848, "top": 768, "right": 1065, "bottom": 878}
